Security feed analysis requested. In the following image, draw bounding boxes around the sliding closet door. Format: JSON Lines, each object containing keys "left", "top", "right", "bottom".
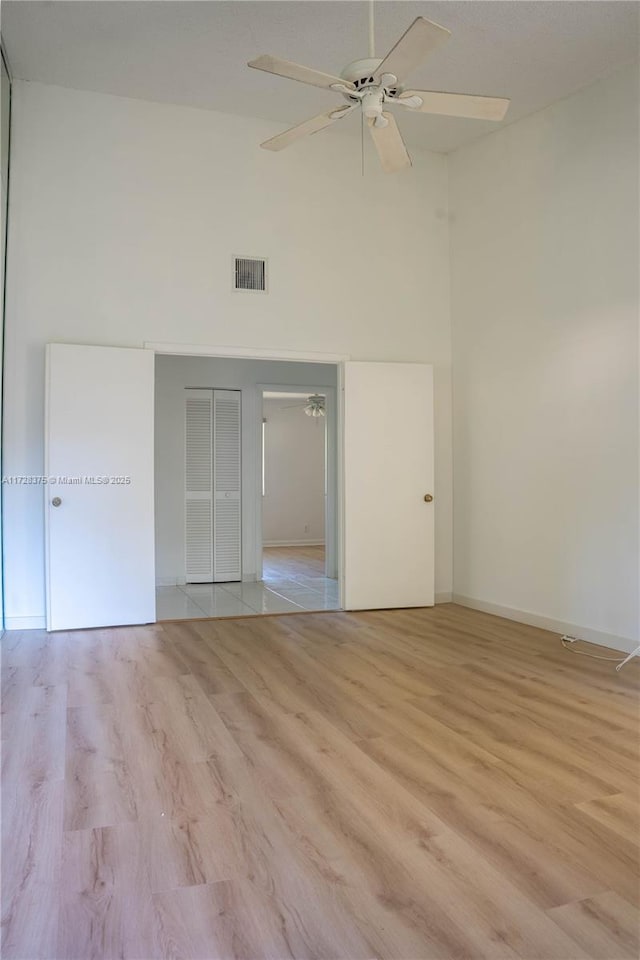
{"left": 45, "top": 344, "right": 155, "bottom": 630}
{"left": 185, "top": 388, "right": 241, "bottom": 583}
{"left": 343, "top": 361, "right": 434, "bottom": 610}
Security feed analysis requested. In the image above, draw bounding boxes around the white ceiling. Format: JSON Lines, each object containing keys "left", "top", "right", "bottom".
{"left": 2, "top": 1, "right": 638, "bottom": 153}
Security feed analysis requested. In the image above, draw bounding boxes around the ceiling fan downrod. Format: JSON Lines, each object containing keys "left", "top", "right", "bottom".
{"left": 368, "top": 0, "right": 375, "bottom": 58}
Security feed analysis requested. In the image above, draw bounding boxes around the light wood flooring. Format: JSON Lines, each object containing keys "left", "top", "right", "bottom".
{"left": 262, "top": 544, "right": 327, "bottom": 580}
{"left": 2, "top": 603, "right": 638, "bottom": 959}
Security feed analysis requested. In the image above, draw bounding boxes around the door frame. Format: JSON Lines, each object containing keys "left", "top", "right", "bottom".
{"left": 257, "top": 383, "right": 338, "bottom": 582}
{"left": 145, "top": 342, "right": 348, "bottom": 613}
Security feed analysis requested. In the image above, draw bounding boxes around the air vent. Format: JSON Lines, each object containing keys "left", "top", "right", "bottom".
{"left": 234, "top": 256, "right": 267, "bottom": 293}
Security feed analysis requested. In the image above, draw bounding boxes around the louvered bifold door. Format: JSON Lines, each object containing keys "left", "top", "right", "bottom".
{"left": 213, "top": 389, "right": 242, "bottom": 581}
{"left": 185, "top": 389, "right": 214, "bottom": 582}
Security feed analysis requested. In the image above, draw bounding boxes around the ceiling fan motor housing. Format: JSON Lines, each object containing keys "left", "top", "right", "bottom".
{"left": 339, "top": 58, "right": 400, "bottom": 100}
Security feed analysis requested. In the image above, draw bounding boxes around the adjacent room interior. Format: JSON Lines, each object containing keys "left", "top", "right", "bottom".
{"left": 154, "top": 354, "right": 340, "bottom": 620}
{"left": 261, "top": 388, "right": 340, "bottom": 609}
{"left": 0, "top": 2, "right": 638, "bottom": 959}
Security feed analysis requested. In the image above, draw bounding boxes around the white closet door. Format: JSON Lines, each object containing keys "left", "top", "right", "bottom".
{"left": 45, "top": 344, "right": 155, "bottom": 630}
{"left": 343, "top": 361, "right": 434, "bottom": 610}
{"left": 213, "top": 389, "right": 242, "bottom": 581}
{"left": 185, "top": 389, "right": 214, "bottom": 582}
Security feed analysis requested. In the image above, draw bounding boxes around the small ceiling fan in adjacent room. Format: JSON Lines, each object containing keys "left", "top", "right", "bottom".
{"left": 280, "top": 394, "right": 326, "bottom": 417}
{"left": 248, "top": 2, "right": 510, "bottom": 173}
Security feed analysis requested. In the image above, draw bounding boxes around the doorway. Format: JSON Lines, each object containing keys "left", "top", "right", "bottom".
{"left": 43, "top": 345, "right": 436, "bottom": 631}
{"left": 153, "top": 354, "right": 341, "bottom": 620}
{"left": 259, "top": 389, "right": 340, "bottom": 612}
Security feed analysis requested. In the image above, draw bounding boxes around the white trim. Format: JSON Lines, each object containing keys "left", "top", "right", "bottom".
{"left": 435, "top": 592, "right": 453, "bottom": 604}
{"left": 145, "top": 342, "right": 350, "bottom": 364}
{"left": 263, "top": 540, "right": 326, "bottom": 548}
{"left": 452, "top": 594, "right": 637, "bottom": 655}
{"left": 6, "top": 616, "right": 46, "bottom": 630}
{"left": 324, "top": 387, "right": 339, "bottom": 581}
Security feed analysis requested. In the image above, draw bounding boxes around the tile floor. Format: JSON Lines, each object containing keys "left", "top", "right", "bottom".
{"left": 156, "top": 545, "right": 340, "bottom": 620}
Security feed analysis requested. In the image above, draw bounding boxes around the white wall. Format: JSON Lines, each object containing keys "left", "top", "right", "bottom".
{"left": 449, "top": 64, "right": 639, "bottom": 652}
{"left": 3, "top": 81, "right": 452, "bottom": 626}
{"left": 155, "top": 356, "right": 336, "bottom": 585}
{"left": 262, "top": 397, "right": 325, "bottom": 547}
{"left": 4, "top": 70, "right": 636, "bottom": 640}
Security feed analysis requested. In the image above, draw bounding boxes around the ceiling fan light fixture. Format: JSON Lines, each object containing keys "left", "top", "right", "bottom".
{"left": 362, "top": 89, "right": 384, "bottom": 119}
{"left": 304, "top": 394, "right": 326, "bottom": 417}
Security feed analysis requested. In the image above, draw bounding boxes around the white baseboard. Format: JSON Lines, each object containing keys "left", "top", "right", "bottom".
{"left": 452, "top": 594, "right": 637, "bottom": 655}
{"left": 263, "top": 539, "right": 325, "bottom": 548}
{"left": 435, "top": 592, "right": 453, "bottom": 604}
{"left": 5, "top": 616, "right": 47, "bottom": 631}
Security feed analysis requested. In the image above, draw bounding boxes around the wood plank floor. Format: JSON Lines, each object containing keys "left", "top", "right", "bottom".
{"left": 2, "top": 603, "right": 638, "bottom": 959}
{"left": 262, "top": 544, "right": 327, "bottom": 580}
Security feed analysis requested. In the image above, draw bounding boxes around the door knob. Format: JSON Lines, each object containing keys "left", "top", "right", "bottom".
{"left": 423, "top": 494, "right": 433, "bottom": 503}
{"left": 51, "top": 497, "right": 62, "bottom": 507}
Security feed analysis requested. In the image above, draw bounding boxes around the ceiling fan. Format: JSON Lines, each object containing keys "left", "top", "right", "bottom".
{"left": 280, "top": 394, "right": 326, "bottom": 417}
{"left": 248, "top": 3, "right": 510, "bottom": 173}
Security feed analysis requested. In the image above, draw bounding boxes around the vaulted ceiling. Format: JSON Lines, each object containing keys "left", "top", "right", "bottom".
{"left": 3, "top": 1, "right": 638, "bottom": 153}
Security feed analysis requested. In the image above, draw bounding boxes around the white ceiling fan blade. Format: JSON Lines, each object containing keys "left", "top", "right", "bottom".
{"left": 367, "top": 112, "right": 412, "bottom": 174}
{"left": 249, "top": 55, "right": 355, "bottom": 92}
{"left": 398, "top": 90, "right": 510, "bottom": 121}
{"left": 374, "top": 17, "right": 450, "bottom": 84}
{"left": 260, "top": 106, "right": 354, "bottom": 152}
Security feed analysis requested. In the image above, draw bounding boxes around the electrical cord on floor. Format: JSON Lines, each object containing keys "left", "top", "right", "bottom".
{"left": 561, "top": 635, "right": 626, "bottom": 663}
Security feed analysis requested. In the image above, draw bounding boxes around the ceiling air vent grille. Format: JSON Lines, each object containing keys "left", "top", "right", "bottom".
{"left": 234, "top": 257, "right": 267, "bottom": 293}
